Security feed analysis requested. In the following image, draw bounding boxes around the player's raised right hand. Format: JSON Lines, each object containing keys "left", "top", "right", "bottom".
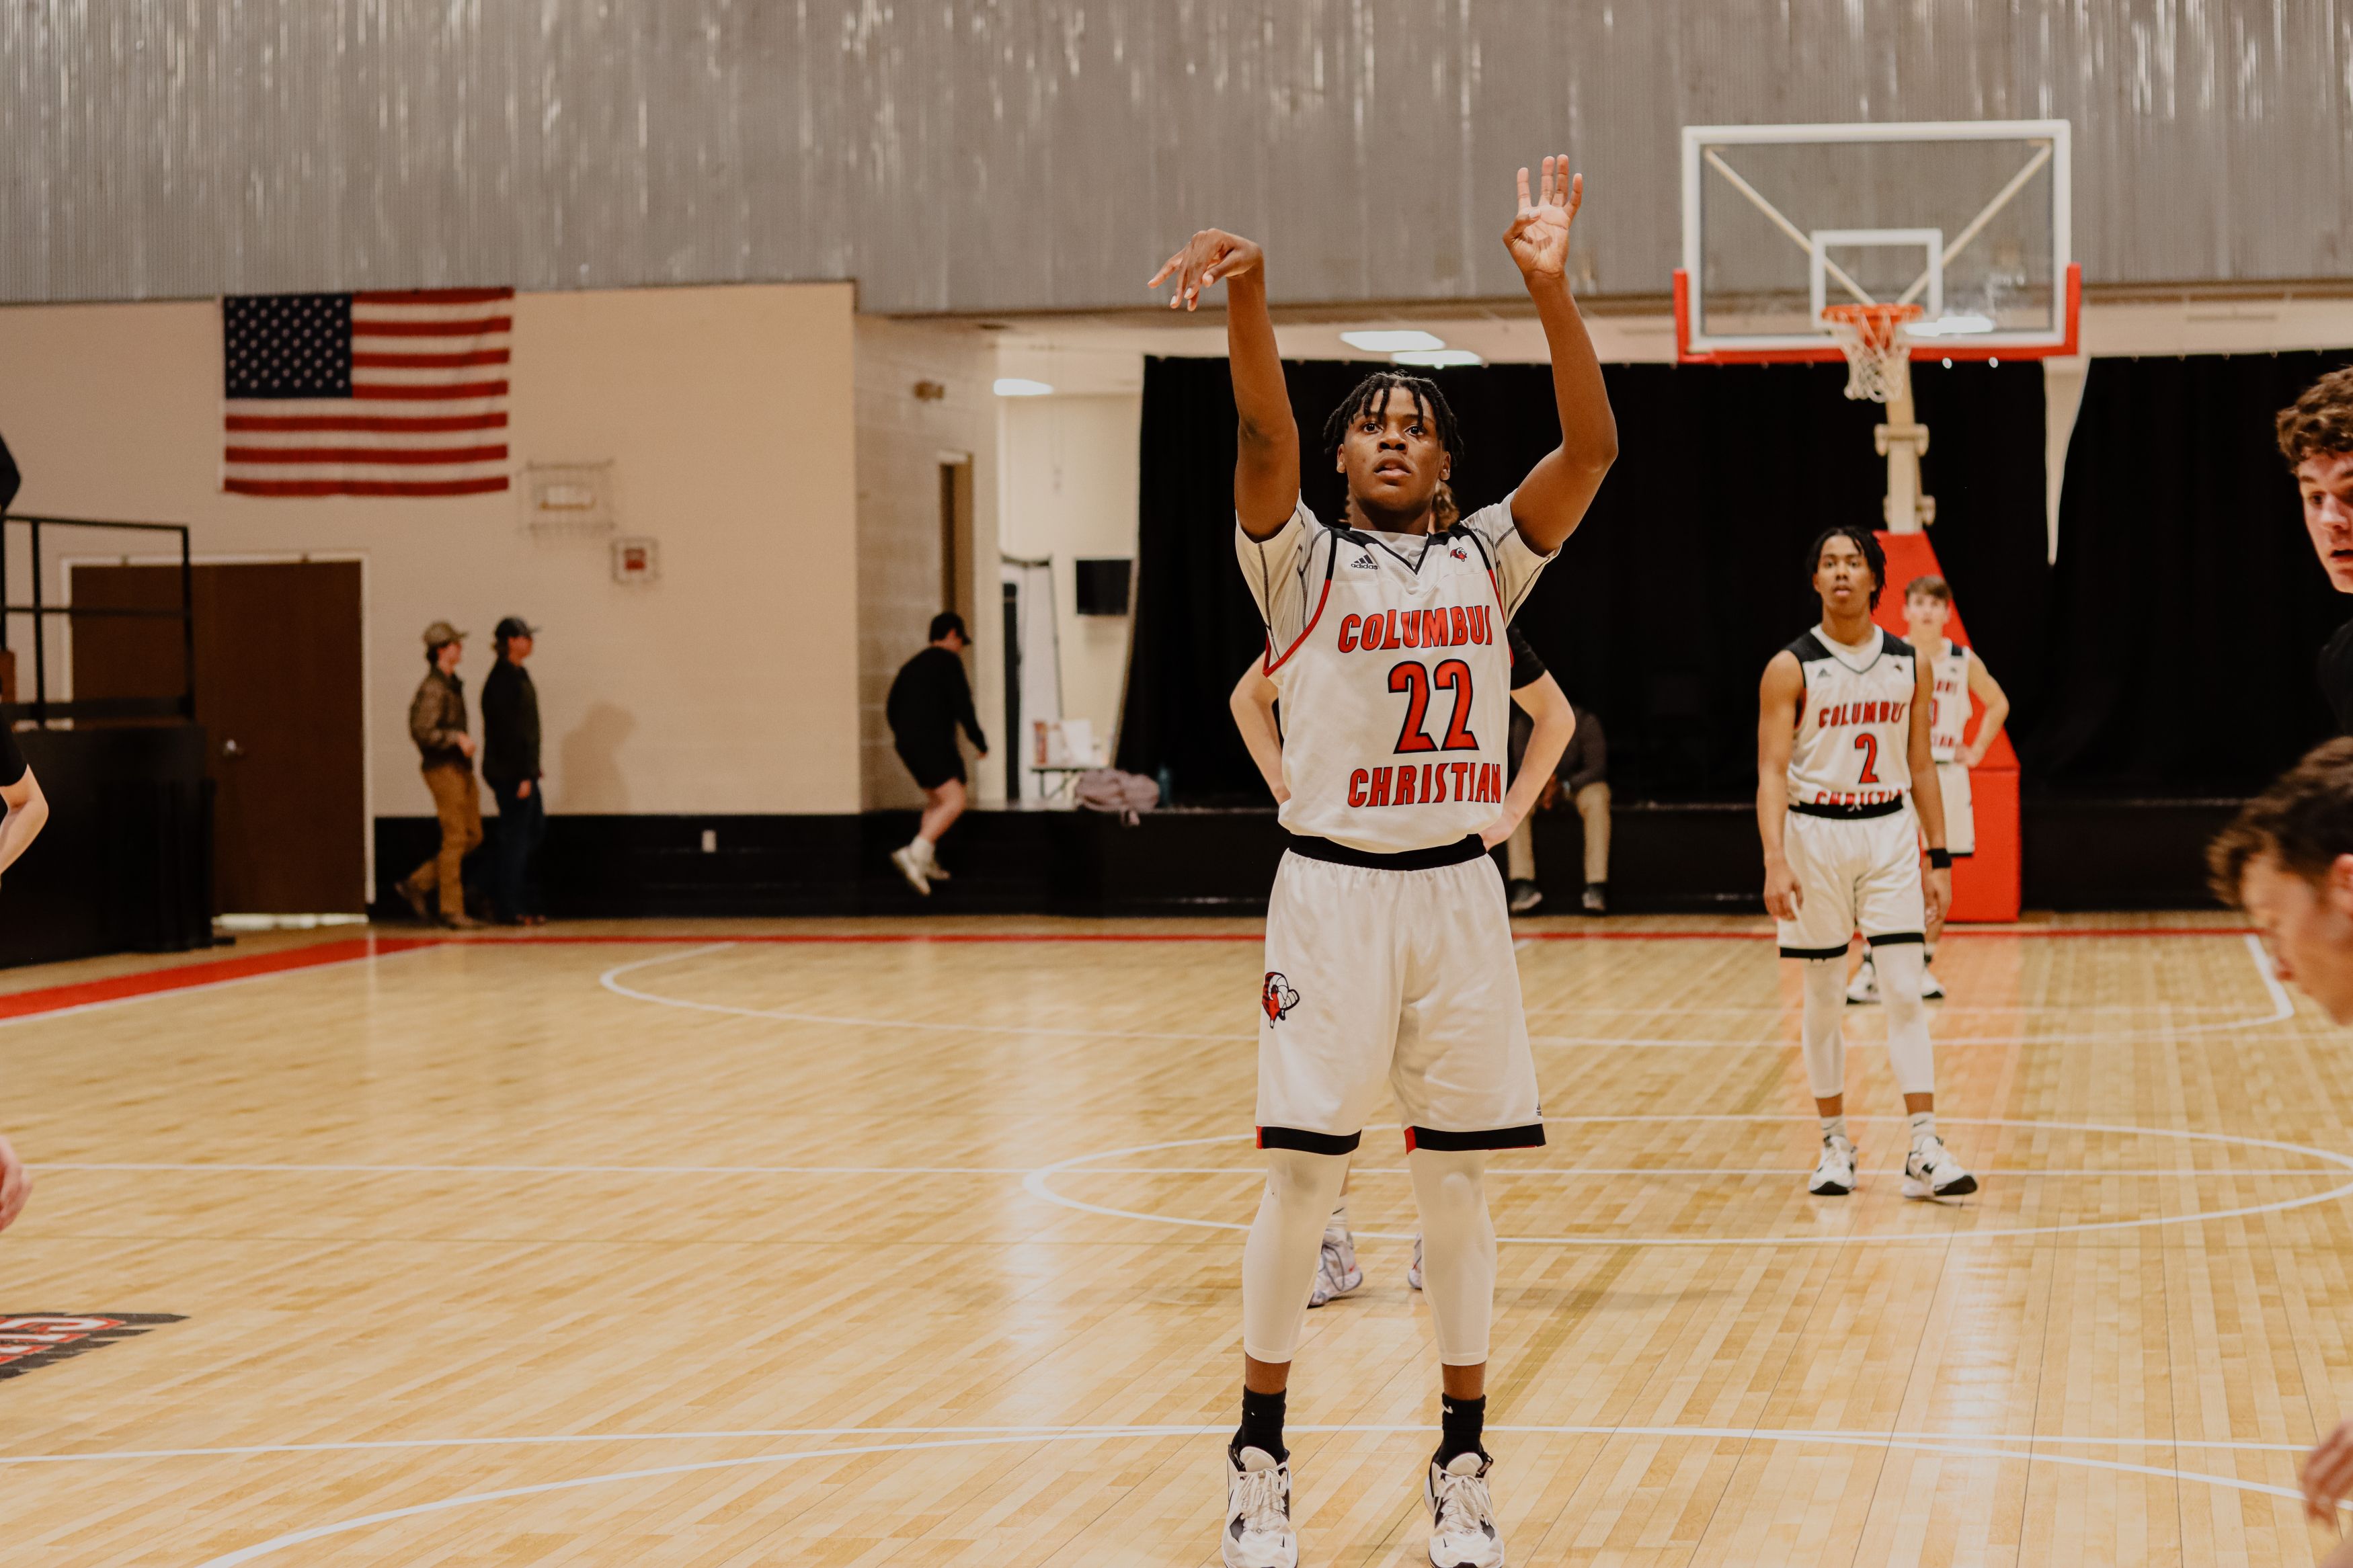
{"left": 1148, "top": 230, "right": 1263, "bottom": 312}
{"left": 1763, "top": 860, "right": 1802, "bottom": 921}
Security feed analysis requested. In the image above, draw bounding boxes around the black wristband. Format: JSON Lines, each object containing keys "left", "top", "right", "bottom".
{"left": 1927, "top": 849, "right": 1953, "bottom": 870}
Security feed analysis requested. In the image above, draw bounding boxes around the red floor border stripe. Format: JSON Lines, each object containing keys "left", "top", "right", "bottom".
{"left": 0, "top": 936, "right": 439, "bottom": 1022}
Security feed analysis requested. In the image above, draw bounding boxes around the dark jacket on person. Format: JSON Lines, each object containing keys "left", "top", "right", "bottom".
{"left": 409, "top": 668, "right": 471, "bottom": 771}
{"left": 1558, "top": 706, "right": 1607, "bottom": 792}
{"left": 480, "top": 659, "right": 543, "bottom": 788}
{"left": 885, "top": 645, "right": 987, "bottom": 752}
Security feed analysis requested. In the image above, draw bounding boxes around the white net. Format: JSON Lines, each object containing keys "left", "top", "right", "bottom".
{"left": 1822, "top": 304, "right": 1920, "bottom": 403}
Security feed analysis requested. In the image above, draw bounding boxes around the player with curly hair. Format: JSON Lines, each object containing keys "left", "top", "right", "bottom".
{"left": 1152, "top": 155, "right": 1616, "bottom": 1568}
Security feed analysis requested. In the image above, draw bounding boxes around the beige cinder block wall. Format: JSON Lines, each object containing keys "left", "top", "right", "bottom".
{"left": 0, "top": 282, "right": 861, "bottom": 821}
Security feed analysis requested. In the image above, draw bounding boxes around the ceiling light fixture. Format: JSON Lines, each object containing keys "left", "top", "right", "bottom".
{"left": 1390, "top": 348, "right": 1484, "bottom": 368}
{"left": 1341, "top": 330, "right": 1446, "bottom": 352}
{"left": 993, "top": 378, "right": 1054, "bottom": 397}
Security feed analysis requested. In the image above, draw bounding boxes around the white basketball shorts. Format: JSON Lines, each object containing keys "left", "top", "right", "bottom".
{"left": 1256, "top": 842, "right": 1544, "bottom": 1154}
{"left": 1776, "top": 806, "right": 1927, "bottom": 960}
{"left": 1932, "top": 760, "right": 1975, "bottom": 857}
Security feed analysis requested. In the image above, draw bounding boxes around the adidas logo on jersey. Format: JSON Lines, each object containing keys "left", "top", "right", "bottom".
{"left": 1349, "top": 552, "right": 1377, "bottom": 569}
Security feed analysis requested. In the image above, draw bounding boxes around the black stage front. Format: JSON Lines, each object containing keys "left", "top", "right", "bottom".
{"left": 372, "top": 796, "right": 2241, "bottom": 921}
{"left": 0, "top": 725, "right": 212, "bottom": 966}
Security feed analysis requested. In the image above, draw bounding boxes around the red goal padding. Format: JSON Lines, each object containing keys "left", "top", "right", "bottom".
{"left": 1869, "top": 530, "right": 2021, "bottom": 923}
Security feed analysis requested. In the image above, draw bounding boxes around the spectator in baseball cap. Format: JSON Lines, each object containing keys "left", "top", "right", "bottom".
{"left": 481, "top": 616, "right": 546, "bottom": 925}
{"left": 396, "top": 620, "right": 483, "bottom": 927}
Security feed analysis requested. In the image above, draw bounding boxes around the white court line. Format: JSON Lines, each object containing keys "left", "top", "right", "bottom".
{"left": 180, "top": 1421, "right": 2338, "bottom": 1566}
{"left": 0, "top": 1419, "right": 2313, "bottom": 1468}
{"left": 1535, "top": 936, "right": 2296, "bottom": 1046}
{"left": 1022, "top": 1116, "right": 2353, "bottom": 1245}
{"left": 605, "top": 937, "right": 2303, "bottom": 1049}
{"left": 2250, "top": 929, "right": 2298, "bottom": 1016}
{"left": 599, "top": 944, "right": 1243, "bottom": 1042}
{"left": 1044, "top": 1165, "right": 2344, "bottom": 1180}
{"left": 36, "top": 1163, "right": 1033, "bottom": 1175}
{"left": 32, "top": 1161, "right": 2338, "bottom": 1180}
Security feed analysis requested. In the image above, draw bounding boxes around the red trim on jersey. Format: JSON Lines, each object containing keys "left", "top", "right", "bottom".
{"left": 1262, "top": 561, "right": 1332, "bottom": 675}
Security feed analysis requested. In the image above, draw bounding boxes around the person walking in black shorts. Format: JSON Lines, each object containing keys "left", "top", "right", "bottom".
{"left": 885, "top": 612, "right": 988, "bottom": 894}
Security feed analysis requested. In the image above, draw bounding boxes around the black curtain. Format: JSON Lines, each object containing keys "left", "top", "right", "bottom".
{"left": 2024, "top": 350, "right": 2353, "bottom": 794}
{"left": 1119, "top": 354, "right": 2048, "bottom": 802}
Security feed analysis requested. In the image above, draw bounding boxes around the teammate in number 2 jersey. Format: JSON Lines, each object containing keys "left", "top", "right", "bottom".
{"left": 1152, "top": 155, "right": 1616, "bottom": 1568}
{"left": 1757, "top": 527, "right": 1977, "bottom": 1204}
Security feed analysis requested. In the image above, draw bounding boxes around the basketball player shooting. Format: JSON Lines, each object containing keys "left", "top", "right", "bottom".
{"left": 1150, "top": 155, "right": 1616, "bottom": 1568}
{"left": 1757, "top": 528, "right": 1977, "bottom": 1202}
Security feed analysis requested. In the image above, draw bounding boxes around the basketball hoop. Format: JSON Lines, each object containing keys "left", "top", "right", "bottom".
{"left": 1821, "top": 302, "right": 1922, "bottom": 404}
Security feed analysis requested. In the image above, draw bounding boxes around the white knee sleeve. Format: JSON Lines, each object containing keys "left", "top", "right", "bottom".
{"left": 1801, "top": 958, "right": 1847, "bottom": 1099}
{"left": 1874, "top": 942, "right": 1936, "bottom": 1094}
{"left": 1408, "top": 1147, "right": 1496, "bottom": 1366}
{"left": 1240, "top": 1149, "right": 1350, "bottom": 1363}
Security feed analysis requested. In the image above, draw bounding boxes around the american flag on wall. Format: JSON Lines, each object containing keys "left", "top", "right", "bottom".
{"left": 221, "top": 288, "right": 512, "bottom": 497}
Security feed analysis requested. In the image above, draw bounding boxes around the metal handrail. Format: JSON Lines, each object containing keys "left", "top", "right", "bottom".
{"left": 0, "top": 512, "right": 196, "bottom": 726}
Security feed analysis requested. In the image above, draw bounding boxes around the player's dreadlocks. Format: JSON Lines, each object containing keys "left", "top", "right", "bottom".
{"left": 1806, "top": 524, "right": 1888, "bottom": 608}
{"left": 1321, "top": 370, "right": 1464, "bottom": 467}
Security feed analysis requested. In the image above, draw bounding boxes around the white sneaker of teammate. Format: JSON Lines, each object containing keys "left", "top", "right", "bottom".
{"left": 1919, "top": 966, "right": 1945, "bottom": 999}
{"left": 889, "top": 843, "right": 931, "bottom": 896}
{"left": 1423, "top": 1450, "right": 1506, "bottom": 1567}
{"left": 1307, "top": 1226, "right": 1363, "bottom": 1307}
{"left": 1223, "top": 1446, "right": 1298, "bottom": 1568}
{"left": 1845, "top": 956, "right": 1879, "bottom": 1005}
{"left": 1408, "top": 1233, "right": 1423, "bottom": 1291}
{"left": 917, "top": 839, "right": 951, "bottom": 881}
{"left": 1808, "top": 1134, "right": 1858, "bottom": 1196}
{"left": 1903, "top": 1135, "right": 1978, "bottom": 1199}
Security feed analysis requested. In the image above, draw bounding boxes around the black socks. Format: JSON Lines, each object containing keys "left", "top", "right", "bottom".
{"left": 1437, "top": 1393, "right": 1486, "bottom": 1465}
{"left": 1233, "top": 1386, "right": 1287, "bottom": 1462}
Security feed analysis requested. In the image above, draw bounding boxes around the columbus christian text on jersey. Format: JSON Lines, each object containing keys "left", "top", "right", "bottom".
{"left": 1926, "top": 639, "right": 1973, "bottom": 763}
{"left": 1784, "top": 626, "right": 1917, "bottom": 809}
{"left": 1237, "top": 495, "right": 1556, "bottom": 854}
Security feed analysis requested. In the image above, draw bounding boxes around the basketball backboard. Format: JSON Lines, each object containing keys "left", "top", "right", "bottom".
{"left": 1675, "top": 120, "right": 2075, "bottom": 364}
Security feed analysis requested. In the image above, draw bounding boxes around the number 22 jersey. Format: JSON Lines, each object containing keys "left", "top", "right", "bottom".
{"left": 1238, "top": 494, "right": 1557, "bottom": 854}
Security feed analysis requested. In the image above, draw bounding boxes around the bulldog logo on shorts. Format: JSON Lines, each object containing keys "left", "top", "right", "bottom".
{"left": 1261, "top": 972, "right": 1300, "bottom": 1023}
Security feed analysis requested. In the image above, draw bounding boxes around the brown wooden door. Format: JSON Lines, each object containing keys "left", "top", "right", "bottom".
{"left": 71, "top": 562, "right": 366, "bottom": 914}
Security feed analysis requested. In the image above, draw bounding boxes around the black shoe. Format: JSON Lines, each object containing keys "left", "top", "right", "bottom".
{"left": 1581, "top": 882, "right": 1607, "bottom": 915}
{"left": 1506, "top": 878, "right": 1542, "bottom": 914}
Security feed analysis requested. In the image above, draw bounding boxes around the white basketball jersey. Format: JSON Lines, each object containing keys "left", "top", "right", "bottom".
{"left": 1238, "top": 496, "right": 1554, "bottom": 854}
{"left": 1925, "top": 639, "right": 1972, "bottom": 763}
{"left": 1784, "top": 625, "right": 1917, "bottom": 808}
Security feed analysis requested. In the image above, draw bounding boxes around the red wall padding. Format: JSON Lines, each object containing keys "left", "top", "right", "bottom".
{"left": 1870, "top": 530, "right": 2021, "bottom": 923}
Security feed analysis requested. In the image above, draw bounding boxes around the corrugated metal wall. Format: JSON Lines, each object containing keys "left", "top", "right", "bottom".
{"left": 3, "top": 1, "right": 2348, "bottom": 312}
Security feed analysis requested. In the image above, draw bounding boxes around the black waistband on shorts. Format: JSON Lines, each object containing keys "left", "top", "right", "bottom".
{"left": 1284, "top": 833, "right": 1486, "bottom": 871}
{"left": 1790, "top": 797, "right": 1905, "bottom": 821}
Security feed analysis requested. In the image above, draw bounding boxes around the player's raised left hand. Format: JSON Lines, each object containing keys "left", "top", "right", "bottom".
{"left": 1503, "top": 156, "right": 1582, "bottom": 286}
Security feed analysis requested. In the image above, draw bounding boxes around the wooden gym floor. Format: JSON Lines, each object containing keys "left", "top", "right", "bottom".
{"left": 1, "top": 912, "right": 2350, "bottom": 1565}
